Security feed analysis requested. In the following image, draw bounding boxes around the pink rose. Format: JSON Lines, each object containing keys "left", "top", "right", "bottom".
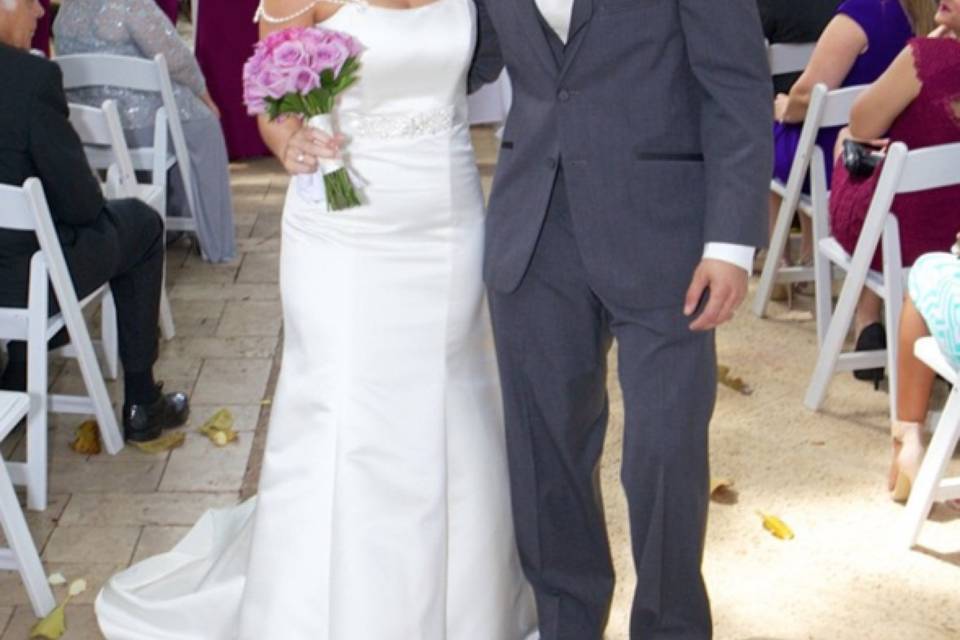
{"left": 311, "top": 42, "right": 349, "bottom": 77}
{"left": 291, "top": 66, "right": 321, "bottom": 93}
{"left": 272, "top": 40, "right": 309, "bottom": 68}
{"left": 258, "top": 68, "right": 295, "bottom": 100}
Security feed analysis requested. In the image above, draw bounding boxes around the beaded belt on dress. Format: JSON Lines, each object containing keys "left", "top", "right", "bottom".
{"left": 339, "top": 106, "right": 457, "bottom": 139}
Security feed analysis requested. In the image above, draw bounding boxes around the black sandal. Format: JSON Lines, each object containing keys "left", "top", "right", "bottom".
{"left": 854, "top": 322, "right": 886, "bottom": 390}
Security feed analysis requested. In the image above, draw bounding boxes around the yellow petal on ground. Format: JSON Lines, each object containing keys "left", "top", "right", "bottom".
{"left": 717, "top": 365, "right": 754, "bottom": 396}
{"left": 29, "top": 601, "right": 67, "bottom": 639}
{"left": 67, "top": 579, "right": 87, "bottom": 598}
{"left": 131, "top": 431, "right": 186, "bottom": 454}
{"left": 260, "top": 398, "right": 272, "bottom": 406}
{"left": 47, "top": 573, "right": 66, "bottom": 587}
{"left": 758, "top": 511, "right": 795, "bottom": 540}
{"left": 199, "top": 409, "right": 239, "bottom": 447}
{"left": 69, "top": 420, "right": 102, "bottom": 455}
{"left": 710, "top": 478, "right": 734, "bottom": 497}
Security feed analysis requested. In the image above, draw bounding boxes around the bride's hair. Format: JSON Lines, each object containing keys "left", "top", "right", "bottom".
{"left": 898, "top": 0, "right": 938, "bottom": 36}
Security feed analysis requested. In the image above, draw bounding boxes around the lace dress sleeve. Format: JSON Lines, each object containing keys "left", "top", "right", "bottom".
{"left": 124, "top": 0, "right": 207, "bottom": 96}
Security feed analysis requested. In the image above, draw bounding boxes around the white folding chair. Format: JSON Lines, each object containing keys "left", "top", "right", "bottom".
{"left": 805, "top": 142, "right": 960, "bottom": 422}
{"left": 0, "top": 179, "right": 126, "bottom": 512}
{"left": 68, "top": 99, "right": 167, "bottom": 381}
{"left": 766, "top": 42, "right": 817, "bottom": 77}
{"left": 901, "top": 337, "right": 960, "bottom": 548}
{"left": 0, "top": 391, "right": 55, "bottom": 617}
{"left": 56, "top": 54, "right": 187, "bottom": 339}
{"left": 753, "top": 83, "right": 868, "bottom": 319}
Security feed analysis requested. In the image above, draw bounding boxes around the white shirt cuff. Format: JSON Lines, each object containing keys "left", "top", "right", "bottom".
{"left": 703, "top": 242, "right": 755, "bottom": 274}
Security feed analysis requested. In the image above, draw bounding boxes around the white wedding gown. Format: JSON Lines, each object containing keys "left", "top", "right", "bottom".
{"left": 95, "top": 1, "right": 537, "bottom": 637}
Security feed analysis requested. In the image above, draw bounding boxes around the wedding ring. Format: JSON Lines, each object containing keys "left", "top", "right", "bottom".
{"left": 296, "top": 153, "right": 306, "bottom": 163}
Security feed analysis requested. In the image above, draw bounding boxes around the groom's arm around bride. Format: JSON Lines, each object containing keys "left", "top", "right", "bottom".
{"left": 470, "top": 0, "right": 772, "bottom": 638}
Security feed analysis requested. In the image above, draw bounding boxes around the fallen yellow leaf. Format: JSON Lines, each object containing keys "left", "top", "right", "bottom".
{"left": 199, "top": 409, "right": 238, "bottom": 447}
{"left": 710, "top": 478, "right": 734, "bottom": 497}
{"left": 717, "top": 365, "right": 753, "bottom": 396}
{"left": 30, "top": 601, "right": 66, "bottom": 639}
{"left": 70, "top": 420, "right": 101, "bottom": 455}
{"left": 46, "top": 573, "right": 66, "bottom": 587}
{"left": 29, "top": 578, "right": 88, "bottom": 638}
{"left": 68, "top": 579, "right": 87, "bottom": 598}
{"left": 131, "top": 431, "right": 186, "bottom": 454}
{"left": 758, "top": 511, "right": 795, "bottom": 540}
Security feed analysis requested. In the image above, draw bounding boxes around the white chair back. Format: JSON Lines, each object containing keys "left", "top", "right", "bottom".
{"left": 753, "top": 83, "right": 869, "bottom": 319}
{"left": 767, "top": 42, "right": 817, "bottom": 76}
{"left": 55, "top": 53, "right": 195, "bottom": 218}
{"left": 68, "top": 100, "right": 137, "bottom": 195}
{"left": 805, "top": 141, "right": 960, "bottom": 422}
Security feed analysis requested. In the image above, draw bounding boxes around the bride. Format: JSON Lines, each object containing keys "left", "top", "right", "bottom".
{"left": 94, "top": 0, "right": 537, "bottom": 637}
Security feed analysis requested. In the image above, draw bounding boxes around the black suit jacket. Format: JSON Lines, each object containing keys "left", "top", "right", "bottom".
{"left": 758, "top": 0, "right": 840, "bottom": 94}
{"left": 0, "top": 43, "right": 107, "bottom": 303}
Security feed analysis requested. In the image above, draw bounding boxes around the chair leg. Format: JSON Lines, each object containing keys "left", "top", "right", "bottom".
{"left": 804, "top": 263, "right": 863, "bottom": 411}
{"left": 813, "top": 249, "right": 834, "bottom": 348}
{"left": 0, "top": 454, "right": 55, "bottom": 617}
{"left": 900, "top": 388, "right": 960, "bottom": 549}
{"left": 884, "top": 280, "right": 903, "bottom": 425}
{"left": 753, "top": 193, "right": 794, "bottom": 318}
{"left": 63, "top": 312, "right": 125, "bottom": 456}
{"left": 101, "top": 291, "right": 119, "bottom": 381}
{"left": 25, "top": 313, "right": 47, "bottom": 513}
{"left": 159, "top": 286, "right": 176, "bottom": 341}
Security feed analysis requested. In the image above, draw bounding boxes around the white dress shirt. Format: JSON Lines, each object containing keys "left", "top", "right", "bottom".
{"left": 533, "top": 0, "right": 756, "bottom": 274}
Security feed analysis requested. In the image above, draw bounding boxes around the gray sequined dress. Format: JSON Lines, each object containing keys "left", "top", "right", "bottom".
{"left": 54, "top": 0, "right": 236, "bottom": 263}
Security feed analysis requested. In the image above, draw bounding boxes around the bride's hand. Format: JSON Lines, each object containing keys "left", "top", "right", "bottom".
{"left": 282, "top": 125, "right": 346, "bottom": 175}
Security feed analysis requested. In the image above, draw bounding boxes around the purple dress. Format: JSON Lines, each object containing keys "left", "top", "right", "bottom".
{"left": 772, "top": 0, "right": 912, "bottom": 191}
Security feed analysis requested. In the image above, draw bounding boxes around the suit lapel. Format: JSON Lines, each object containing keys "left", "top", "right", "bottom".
{"left": 511, "top": 0, "right": 561, "bottom": 77}
{"left": 560, "top": 0, "right": 593, "bottom": 78}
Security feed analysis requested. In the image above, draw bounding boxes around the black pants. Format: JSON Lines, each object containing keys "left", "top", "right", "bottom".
{"left": 1, "top": 199, "right": 164, "bottom": 375}
{"left": 488, "top": 175, "right": 715, "bottom": 640}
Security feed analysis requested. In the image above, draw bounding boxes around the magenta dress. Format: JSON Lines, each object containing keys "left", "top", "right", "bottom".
{"left": 830, "top": 37, "right": 960, "bottom": 271}
{"left": 30, "top": 0, "right": 51, "bottom": 55}
{"left": 195, "top": 0, "right": 269, "bottom": 159}
{"left": 155, "top": 0, "right": 179, "bottom": 23}
{"left": 772, "top": 0, "right": 912, "bottom": 190}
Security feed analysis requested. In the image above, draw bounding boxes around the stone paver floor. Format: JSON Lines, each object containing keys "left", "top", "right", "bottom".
{"left": 0, "top": 130, "right": 957, "bottom": 639}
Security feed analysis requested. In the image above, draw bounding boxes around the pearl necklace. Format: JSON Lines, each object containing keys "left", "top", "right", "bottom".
{"left": 253, "top": 0, "right": 365, "bottom": 24}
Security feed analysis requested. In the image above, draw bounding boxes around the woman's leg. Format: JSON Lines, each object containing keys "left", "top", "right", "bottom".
{"left": 897, "top": 297, "right": 936, "bottom": 423}
{"left": 854, "top": 289, "right": 884, "bottom": 336}
{"left": 890, "top": 297, "right": 934, "bottom": 492}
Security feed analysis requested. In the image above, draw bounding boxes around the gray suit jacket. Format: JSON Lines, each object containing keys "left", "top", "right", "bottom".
{"left": 470, "top": 0, "right": 773, "bottom": 308}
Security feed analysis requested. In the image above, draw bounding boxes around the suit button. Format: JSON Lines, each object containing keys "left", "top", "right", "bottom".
{"left": 557, "top": 89, "right": 570, "bottom": 102}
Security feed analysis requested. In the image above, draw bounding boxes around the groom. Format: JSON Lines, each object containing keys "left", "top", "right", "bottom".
{"left": 470, "top": 1, "right": 771, "bottom": 638}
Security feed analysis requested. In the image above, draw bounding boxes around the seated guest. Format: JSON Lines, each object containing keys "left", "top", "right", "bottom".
{"left": 891, "top": 248, "right": 960, "bottom": 506}
{"left": 769, "top": 0, "right": 933, "bottom": 276}
{"left": 830, "top": 5, "right": 960, "bottom": 385}
{"left": 0, "top": 0, "right": 189, "bottom": 442}
{"left": 758, "top": 0, "right": 841, "bottom": 95}
{"left": 53, "top": 0, "right": 237, "bottom": 264}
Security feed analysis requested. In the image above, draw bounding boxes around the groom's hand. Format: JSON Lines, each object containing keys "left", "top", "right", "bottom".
{"left": 684, "top": 259, "right": 748, "bottom": 331}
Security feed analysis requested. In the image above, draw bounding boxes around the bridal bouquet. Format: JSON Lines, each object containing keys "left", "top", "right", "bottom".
{"left": 243, "top": 26, "right": 363, "bottom": 210}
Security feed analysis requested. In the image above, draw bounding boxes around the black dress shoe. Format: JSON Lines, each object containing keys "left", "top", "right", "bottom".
{"left": 853, "top": 322, "right": 886, "bottom": 390}
{"left": 123, "top": 386, "right": 190, "bottom": 442}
